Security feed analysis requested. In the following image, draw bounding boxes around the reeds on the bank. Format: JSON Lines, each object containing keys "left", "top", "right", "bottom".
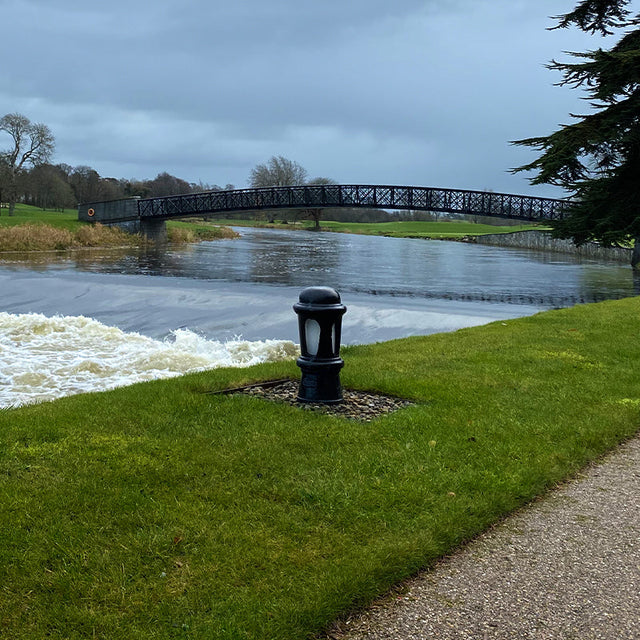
{"left": 0, "top": 222, "right": 238, "bottom": 252}
{"left": 0, "top": 223, "right": 137, "bottom": 252}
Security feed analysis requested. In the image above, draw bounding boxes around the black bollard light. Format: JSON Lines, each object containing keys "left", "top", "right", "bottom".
{"left": 294, "top": 286, "right": 347, "bottom": 404}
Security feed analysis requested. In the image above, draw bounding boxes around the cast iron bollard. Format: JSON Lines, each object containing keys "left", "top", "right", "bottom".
{"left": 294, "top": 286, "right": 347, "bottom": 404}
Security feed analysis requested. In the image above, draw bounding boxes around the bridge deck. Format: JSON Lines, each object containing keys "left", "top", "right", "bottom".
{"left": 79, "top": 185, "right": 568, "bottom": 224}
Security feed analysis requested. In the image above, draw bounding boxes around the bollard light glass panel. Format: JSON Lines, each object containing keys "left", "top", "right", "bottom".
{"left": 293, "top": 286, "right": 347, "bottom": 403}
{"left": 304, "top": 319, "right": 321, "bottom": 356}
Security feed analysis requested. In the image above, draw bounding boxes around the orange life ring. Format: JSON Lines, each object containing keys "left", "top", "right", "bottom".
{"left": 87, "top": 208, "right": 95, "bottom": 217}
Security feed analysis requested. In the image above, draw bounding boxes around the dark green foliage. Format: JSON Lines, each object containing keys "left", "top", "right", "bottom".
{"left": 551, "top": 0, "right": 634, "bottom": 35}
{"left": 512, "top": 1, "right": 640, "bottom": 262}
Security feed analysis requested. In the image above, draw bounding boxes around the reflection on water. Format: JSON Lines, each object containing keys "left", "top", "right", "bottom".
{"left": 3, "top": 227, "right": 637, "bottom": 307}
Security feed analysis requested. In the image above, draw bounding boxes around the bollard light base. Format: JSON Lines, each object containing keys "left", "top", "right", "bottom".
{"left": 296, "top": 359, "right": 344, "bottom": 404}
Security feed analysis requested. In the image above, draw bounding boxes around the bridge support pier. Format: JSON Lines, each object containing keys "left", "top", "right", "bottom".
{"left": 140, "top": 218, "right": 167, "bottom": 244}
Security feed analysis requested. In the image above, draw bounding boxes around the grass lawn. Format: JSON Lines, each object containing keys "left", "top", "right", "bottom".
{"left": 317, "top": 220, "right": 545, "bottom": 238}
{"left": 0, "top": 204, "right": 82, "bottom": 231}
{"left": 222, "top": 218, "right": 546, "bottom": 238}
{"left": 1, "top": 297, "right": 639, "bottom": 638}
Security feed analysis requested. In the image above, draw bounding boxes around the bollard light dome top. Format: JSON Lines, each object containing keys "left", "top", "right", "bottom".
{"left": 297, "top": 286, "right": 342, "bottom": 307}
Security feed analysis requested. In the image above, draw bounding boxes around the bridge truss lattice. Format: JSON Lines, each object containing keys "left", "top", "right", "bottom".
{"left": 137, "top": 184, "right": 568, "bottom": 222}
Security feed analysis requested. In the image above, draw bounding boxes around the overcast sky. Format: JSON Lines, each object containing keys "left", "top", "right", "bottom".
{"left": 0, "top": 0, "right": 609, "bottom": 196}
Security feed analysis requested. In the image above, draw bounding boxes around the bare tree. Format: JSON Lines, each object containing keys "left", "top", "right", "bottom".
{"left": 0, "top": 113, "right": 55, "bottom": 215}
{"left": 307, "top": 176, "right": 336, "bottom": 186}
{"left": 249, "top": 156, "right": 308, "bottom": 187}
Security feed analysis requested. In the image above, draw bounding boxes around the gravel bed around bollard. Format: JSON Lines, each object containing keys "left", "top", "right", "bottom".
{"left": 234, "top": 380, "right": 414, "bottom": 422}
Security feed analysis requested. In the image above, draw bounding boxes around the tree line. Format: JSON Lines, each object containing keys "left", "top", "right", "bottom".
{"left": 5, "top": 162, "right": 233, "bottom": 214}
{"left": 0, "top": 126, "right": 400, "bottom": 225}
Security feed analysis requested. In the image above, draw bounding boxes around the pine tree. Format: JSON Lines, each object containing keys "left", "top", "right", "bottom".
{"left": 512, "top": 0, "right": 640, "bottom": 266}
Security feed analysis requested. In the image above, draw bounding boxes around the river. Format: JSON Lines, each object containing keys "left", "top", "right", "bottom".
{"left": 1, "top": 227, "right": 636, "bottom": 407}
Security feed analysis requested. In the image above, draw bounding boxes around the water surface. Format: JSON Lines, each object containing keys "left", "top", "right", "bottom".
{"left": 1, "top": 227, "right": 636, "bottom": 407}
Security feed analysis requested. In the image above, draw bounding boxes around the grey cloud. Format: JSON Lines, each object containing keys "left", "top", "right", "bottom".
{"left": 0, "top": 0, "right": 596, "bottom": 195}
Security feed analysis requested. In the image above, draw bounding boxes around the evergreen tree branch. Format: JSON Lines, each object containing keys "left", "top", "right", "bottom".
{"left": 550, "top": 0, "right": 635, "bottom": 35}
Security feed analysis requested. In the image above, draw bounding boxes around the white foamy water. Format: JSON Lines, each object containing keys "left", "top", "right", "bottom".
{"left": 0, "top": 312, "right": 298, "bottom": 408}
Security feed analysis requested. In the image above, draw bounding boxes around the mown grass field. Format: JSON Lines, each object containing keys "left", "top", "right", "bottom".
{"left": 1, "top": 298, "right": 639, "bottom": 639}
{"left": 317, "top": 219, "right": 544, "bottom": 238}
{"left": 221, "top": 217, "right": 545, "bottom": 238}
{"left": 0, "top": 204, "right": 82, "bottom": 230}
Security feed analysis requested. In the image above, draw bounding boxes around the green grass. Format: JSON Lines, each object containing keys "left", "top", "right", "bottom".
{"left": 223, "top": 218, "right": 546, "bottom": 238}
{"left": 0, "top": 203, "right": 82, "bottom": 231}
{"left": 318, "top": 220, "right": 545, "bottom": 237}
{"left": 1, "top": 298, "right": 639, "bottom": 638}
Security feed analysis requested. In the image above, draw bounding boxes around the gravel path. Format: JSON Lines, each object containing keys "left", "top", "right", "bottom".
{"left": 325, "top": 434, "right": 640, "bottom": 640}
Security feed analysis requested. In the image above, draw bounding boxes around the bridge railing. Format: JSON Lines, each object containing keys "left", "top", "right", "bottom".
{"left": 136, "top": 184, "right": 568, "bottom": 222}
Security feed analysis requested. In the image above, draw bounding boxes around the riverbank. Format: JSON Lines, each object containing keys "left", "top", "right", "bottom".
{"left": 0, "top": 221, "right": 237, "bottom": 252}
{"left": 221, "top": 218, "right": 636, "bottom": 262}
{"left": 0, "top": 205, "right": 237, "bottom": 252}
{"left": 471, "top": 229, "right": 633, "bottom": 263}
{"left": 1, "top": 297, "right": 639, "bottom": 639}
{"left": 0, "top": 205, "right": 556, "bottom": 251}
{"left": 222, "top": 217, "right": 544, "bottom": 239}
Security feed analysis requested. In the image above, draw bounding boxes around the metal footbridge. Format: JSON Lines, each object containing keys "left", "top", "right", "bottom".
{"left": 138, "top": 184, "right": 567, "bottom": 221}
{"left": 78, "top": 184, "right": 569, "bottom": 239}
{"left": 79, "top": 184, "right": 568, "bottom": 226}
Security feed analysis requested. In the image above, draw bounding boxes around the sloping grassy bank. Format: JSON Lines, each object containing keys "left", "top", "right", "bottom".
{"left": 1, "top": 298, "right": 639, "bottom": 639}
{"left": 0, "top": 204, "right": 82, "bottom": 230}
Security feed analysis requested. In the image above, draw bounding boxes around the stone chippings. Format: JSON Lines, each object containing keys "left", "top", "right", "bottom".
{"left": 321, "top": 435, "right": 640, "bottom": 640}
{"left": 234, "top": 380, "right": 414, "bottom": 422}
